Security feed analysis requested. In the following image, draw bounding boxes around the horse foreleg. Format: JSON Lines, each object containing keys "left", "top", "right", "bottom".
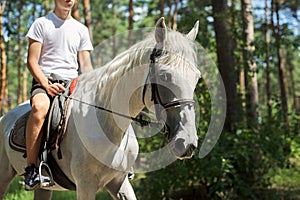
{"left": 105, "top": 175, "right": 137, "bottom": 200}
{"left": 34, "top": 189, "right": 52, "bottom": 200}
{"left": 76, "top": 180, "right": 98, "bottom": 200}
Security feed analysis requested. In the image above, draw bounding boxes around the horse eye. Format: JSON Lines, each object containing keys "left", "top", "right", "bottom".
{"left": 159, "top": 72, "right": 172, "bottom": 82}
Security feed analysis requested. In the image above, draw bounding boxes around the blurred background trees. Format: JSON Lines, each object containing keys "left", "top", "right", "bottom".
{"left": 1, "top": 0, "right": 300, "bottom": 199}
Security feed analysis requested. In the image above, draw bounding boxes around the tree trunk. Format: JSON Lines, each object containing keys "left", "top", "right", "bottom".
{"left": 43, "top": 0, "right": 49, "bottom": 14}
{"left": 159, "top": 0, "right": 164, "bottom": 18}
{"left": 287, "top": 54, "right": 296, "bottom": 110}
{"left": 71, "top": 0, "right": 80, "bottom": 21}
{"left": 23, "top": 71, "right": 27, "bottom": 102}
{"left": 172, "top": 0, "right": 178, "bottom": 31}
{"left": 167, "top": 0, "right": 172, "bottom": 28}
{"left": 212, "top": 0, "right": 239, "bottom": 131}
{"left": 166, "top": 0, "right": 178, "bottom": 30}
{"left": 0, "top": 1, "right": 7, "bottom": 114}
{"left": 83, "top": 0, "right": 93, "bottom": 42}
{"left": 272, "top": 0, "right": 289, "bottom": 129}
{"left": 231, "top": 0, "right": 246, "bottom": 115}
{"left": 17, "top": 2, "right": 22, "bottom": 105}
{"left": 240, "top": 1, "right": 262, "bottom": 188}
{"left": 265, "top": 0, "right": 272, "bottom": 120}
{"left": 128, "top": 0, "right": 134, "bottom": 47}
{"left": 241, "top": 0, "right": 259, "bottom": 129}
{"left": 111, "top": 0, "right": 116, "bottom": 58}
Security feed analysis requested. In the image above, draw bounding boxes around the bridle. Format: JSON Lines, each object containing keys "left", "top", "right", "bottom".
{"left": 141, "top": 47, "right": 195, "bottom": 138}
{"left": 142, "top": 47, "right": 195, "bottom": 120}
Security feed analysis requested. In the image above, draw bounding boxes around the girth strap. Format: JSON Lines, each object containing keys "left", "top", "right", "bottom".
{"left": 47, "top": 154, "right": 76, "bottom": 190}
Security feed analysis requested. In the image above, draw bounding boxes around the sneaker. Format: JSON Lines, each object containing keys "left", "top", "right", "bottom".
{"left": 23, "top": 164, "right": 40, "bottom": 190}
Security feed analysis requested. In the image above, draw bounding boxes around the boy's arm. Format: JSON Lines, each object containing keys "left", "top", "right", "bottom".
{"left": 78, "top": 50, "right": 93, "bottom": 73}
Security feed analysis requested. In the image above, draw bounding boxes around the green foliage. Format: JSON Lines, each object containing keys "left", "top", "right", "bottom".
{"left": 4, "top": 177, "right": 112, "bottom": 200}
{"left": 135, "top": 110, "right": 300, "bottom": 199}
{"left": 4, "top": 177, "right": 33, "bottom": 200}
{"left": 91, "top": 0, "right": 129, "bottom": 44}
{"left": 134, "top": 65, "right": 300, "bottom": 199}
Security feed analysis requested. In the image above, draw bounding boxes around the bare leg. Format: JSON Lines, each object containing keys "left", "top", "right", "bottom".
{"left": 26, "top": 93, "right": 50, "bottom": 166}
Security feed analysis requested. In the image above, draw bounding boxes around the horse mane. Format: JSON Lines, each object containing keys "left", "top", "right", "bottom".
{"left": 101, "top": 29, "right": 199, "bottom": 76}
{"left": 77, "top": 28, "right": 200, "bottom": 105}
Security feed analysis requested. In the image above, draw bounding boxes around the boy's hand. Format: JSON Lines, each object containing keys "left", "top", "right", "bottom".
{"left": 47, "top": 82, "right": 66, "bottom": 97}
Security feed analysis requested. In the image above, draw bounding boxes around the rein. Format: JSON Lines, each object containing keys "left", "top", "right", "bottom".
{"left": 58, "top": 93, "right": 161, "bottom": 129}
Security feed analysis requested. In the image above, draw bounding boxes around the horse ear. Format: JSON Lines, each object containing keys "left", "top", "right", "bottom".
{"left": 155, "top": 17, "right": 167, "bottom": 48}
{"left": 186, "top": 20, "right": 199, "bottom": 41}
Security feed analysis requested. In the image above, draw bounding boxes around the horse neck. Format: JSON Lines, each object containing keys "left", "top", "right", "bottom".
{"left": 71, "top": 48, "right": 149, "bottom": 144}
{"left": 97, "top": 48, "right": 150, "bottom": 118}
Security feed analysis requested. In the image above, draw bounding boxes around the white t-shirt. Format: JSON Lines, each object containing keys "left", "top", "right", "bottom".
{"left": 26, "top": 12, "right": 93, "bottom": 80}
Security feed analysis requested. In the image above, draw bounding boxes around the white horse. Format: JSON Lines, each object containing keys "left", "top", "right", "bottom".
{"left": 0, "top": 17, "right": 200, "bottom": 200}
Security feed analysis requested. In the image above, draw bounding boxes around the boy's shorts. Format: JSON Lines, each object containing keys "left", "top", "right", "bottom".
{"left": 30, "top": 79, "right": 53, "bottom": 101}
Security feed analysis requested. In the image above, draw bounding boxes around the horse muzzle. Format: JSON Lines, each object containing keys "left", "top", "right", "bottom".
{"left": 169, "top": 130, "right": 198, "bottom": 159}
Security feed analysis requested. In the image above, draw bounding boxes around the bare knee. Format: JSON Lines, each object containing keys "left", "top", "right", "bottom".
{"left": 30, "top": 95, "right": 50, "bottom": 120}
{"left": 31, "top": 101, "right": 49, "bottom": 117}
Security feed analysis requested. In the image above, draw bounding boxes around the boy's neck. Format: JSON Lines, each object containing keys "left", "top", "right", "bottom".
{"left": 54, "top": 8, "right": 71, "bottom": 20}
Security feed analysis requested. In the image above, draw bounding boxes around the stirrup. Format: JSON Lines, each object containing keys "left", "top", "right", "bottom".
{"left": 39, "top": 161, "right": 55, "bottom": 187}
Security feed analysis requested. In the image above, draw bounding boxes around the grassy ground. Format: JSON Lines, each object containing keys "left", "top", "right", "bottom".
{"left": 266, "top": 158, "right": 300, "bottom": 199}
{"left": 3, "top": 163, "right": 300, "bottom": 200}
{"left": 4, "top": 177, "right": 112, "bottom": 200}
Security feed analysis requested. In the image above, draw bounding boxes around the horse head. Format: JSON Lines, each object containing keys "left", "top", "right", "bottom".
{"left": 144, "top": 17, "right": 201, "bottom": 159}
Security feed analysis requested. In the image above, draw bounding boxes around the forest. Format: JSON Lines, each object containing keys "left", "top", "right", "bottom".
{"left": 0, "top": 0, "right": 300, "bottom": 199}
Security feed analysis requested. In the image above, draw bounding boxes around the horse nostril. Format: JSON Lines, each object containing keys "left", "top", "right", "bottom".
{"left": 172, "top": 139, "right": 197, "bottom": 159}
{"left": 189, "top": 144, "right": 196, "bottom": 153}
{"left": 182, "top": 144, "right": 196, "bottom": 159}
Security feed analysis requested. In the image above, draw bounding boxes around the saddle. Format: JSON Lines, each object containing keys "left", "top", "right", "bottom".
{"left": 9, "top": 74, "right": 78, "bottom": 190}
{"left": 8, "top": 95, "right": 70, "bottom": 155}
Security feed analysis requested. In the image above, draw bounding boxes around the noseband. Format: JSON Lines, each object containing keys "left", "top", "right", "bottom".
{"left": 142, "top": 47, "right": 195, "bottom": 137}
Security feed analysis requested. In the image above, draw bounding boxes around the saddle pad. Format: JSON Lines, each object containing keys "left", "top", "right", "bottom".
{"left": 9, "top": 111, "right": 76, "bottom": 190}
{"left": 9, "top": 111, "right": 30, "bottom": 153}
